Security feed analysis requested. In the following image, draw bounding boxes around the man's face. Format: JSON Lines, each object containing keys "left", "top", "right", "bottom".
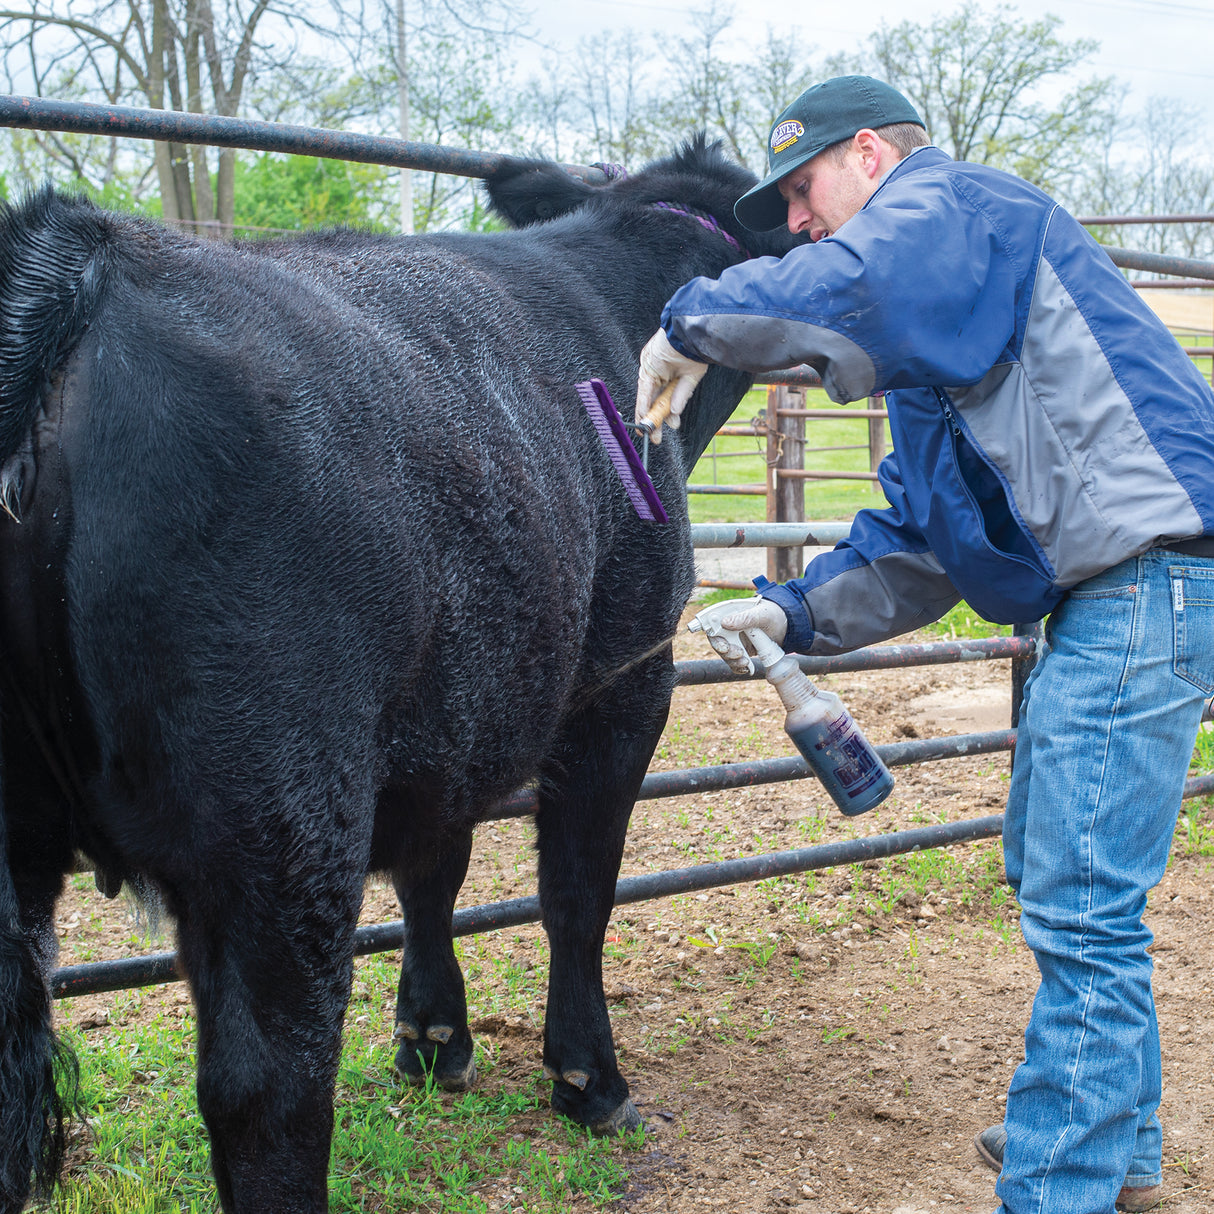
{"left": 777, "top": 140, "right": 878, "bottom": 241}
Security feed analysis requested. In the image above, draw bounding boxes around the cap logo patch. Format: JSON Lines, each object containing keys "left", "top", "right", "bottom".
{"left": 770, "top": 119, "right": 804, "bottom": 154}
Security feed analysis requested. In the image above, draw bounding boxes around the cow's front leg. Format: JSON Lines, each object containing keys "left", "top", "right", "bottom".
{"left": 536, "top": 695, "right": 668, "bottom": 1135}
{"left": 390, "top": 826, "right": 476, "bottom": 1090}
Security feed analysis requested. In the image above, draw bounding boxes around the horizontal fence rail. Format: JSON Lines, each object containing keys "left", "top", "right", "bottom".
{"left": 52, "top": 762, "right": 1214, "bottom": 1000}
{"left": 5, "top": 95, "right": 1211, "bottom": 281}
{"left": 1101, "top": 247, "right": 1214, "bottom": 282}
{"left": 674, "top": 634, "right": 1038, "bottom": 687}
{"left": 688, "top": 522, "right": 851, "bottom": 548}
{"left": 0, "top": 95, "right": 608, "bottom": 185}
{"left": 492, "top": 727, "right": 1019, "bottom": 820}
{"left": 1076, "top": 214, "right": 1214, "bottom": 225}
{"left": 51, "top": 816, "right": 1007, "bottom": 999}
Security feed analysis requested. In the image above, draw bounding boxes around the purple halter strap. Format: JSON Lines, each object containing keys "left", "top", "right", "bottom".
{"left": 587, "top": 163, "right": 749, "bottom": 258}
{"left": 650, "top": 201, "right": 749, "bottom": 258}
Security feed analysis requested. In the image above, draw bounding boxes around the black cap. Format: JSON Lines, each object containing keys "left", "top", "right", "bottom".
{"left": 734, "top": 76, "right": 924, "bottom": 232}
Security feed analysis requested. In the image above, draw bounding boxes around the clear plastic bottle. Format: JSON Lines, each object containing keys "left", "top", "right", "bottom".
{"left": 689, "top": 604, "right": 894, "bottom": 816}
{"left": 747, "top": 628, "right": 894, "bottom": 816}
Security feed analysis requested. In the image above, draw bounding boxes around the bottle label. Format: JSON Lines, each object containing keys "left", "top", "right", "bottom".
{"left": 818, "top": 713, "right": 883, "bottom": 794}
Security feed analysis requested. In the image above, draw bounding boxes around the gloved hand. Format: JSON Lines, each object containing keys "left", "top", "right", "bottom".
{"left": 704, "top": 597, "right": 789, "bottom": 675}
{"left": 635, "top": 328, "right": 708, "bottom": 444}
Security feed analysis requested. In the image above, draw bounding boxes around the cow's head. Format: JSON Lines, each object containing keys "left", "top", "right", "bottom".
{"left": 484, "top": 138, "right": 808, "bottom": 474}
{"left": 485, "top": 135, "right": 802, "bottom": 262}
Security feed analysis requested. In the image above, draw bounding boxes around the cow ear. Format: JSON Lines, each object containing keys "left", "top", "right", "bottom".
{"left": 485, "top": 160, "right": 596, "bottom": 228}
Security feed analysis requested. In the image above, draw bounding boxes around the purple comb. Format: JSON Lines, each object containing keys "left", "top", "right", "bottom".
{"left": 574, "top": 379, "right": 668, "bottom": 524}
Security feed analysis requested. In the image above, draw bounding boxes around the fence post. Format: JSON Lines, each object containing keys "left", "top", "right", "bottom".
{"left": 1009, "top": 620, "right": 1044, "bottom": 776}
{"left": 766, "top": 385, "right": 806, "bottom": 583}
{"left": 868, "top": 392, "right": 887, "bottom": 491}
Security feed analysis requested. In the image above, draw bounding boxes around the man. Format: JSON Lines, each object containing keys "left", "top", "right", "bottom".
{"left": 636, "top": 75, "right": 1214, "bottom": 1214}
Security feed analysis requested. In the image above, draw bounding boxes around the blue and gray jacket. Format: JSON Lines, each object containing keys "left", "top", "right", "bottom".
{"left": 663, "top": 146, "right": 1214, "bottom": 655}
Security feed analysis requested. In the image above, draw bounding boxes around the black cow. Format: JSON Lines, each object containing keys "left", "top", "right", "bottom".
{"left": 0, "top": 138, "right": 800, "bottom": 1212}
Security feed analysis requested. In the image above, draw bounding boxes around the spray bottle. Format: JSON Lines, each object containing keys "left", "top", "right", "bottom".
{"left": 688, "top": 601, "right": 894, "bottom": 817}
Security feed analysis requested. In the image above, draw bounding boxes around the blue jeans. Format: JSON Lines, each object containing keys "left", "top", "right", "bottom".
{"left": 996, "top": 551, "right": 1214, "bottom": 1214}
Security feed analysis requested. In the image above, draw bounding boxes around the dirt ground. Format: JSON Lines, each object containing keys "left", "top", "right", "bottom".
{"left": 50, "top": 604, "right": 1214, "bottom": 1214}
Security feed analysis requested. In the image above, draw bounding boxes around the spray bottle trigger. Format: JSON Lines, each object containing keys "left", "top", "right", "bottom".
{"left": 687, "top": 607, "right": 755, "bottom": 676}
{"left": 707, "top": 629, "right": 755, "bottom": 675}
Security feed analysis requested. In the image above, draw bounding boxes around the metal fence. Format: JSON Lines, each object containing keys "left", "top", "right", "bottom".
{"left": 4, "top": 95, "right": 1212, "bottom": 1002}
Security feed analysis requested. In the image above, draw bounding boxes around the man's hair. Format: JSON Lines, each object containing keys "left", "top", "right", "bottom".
{"left": 822, "top": 122, "right": 930, "bottom": 165}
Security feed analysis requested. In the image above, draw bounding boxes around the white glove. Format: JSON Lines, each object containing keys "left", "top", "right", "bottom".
{"left": 635, "top": 329, "right": 708, "bottom": 445}
{"left": 705, "top": 597, "right": 790, "bottom": 675}
{"left": 719, "top": 597, "right": 788, "bottom": 645}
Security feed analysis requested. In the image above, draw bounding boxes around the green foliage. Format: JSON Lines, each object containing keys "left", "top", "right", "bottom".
{"left": 1177, "top": 799, "right": 1214, "bottom": 857}
{"left": 1193, "top": 722, "right": 1214, "bottom": 774}
{"left": 232, "top": 154, "right": 395, "bottom": 233}
{"left": 45, "top": 1016, "right": 215, "bottom": 1212}
{"left": 694, "top": 587, "right": 753, "bottom": 609}
{"left": 922, "top": 602, "right": 1014, "bottom": 640}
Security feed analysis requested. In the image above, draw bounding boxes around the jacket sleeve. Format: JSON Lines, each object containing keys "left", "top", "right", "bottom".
{"left": 662, "top": 170, "right": 1020, "bottom": 404}
{"left": 757, "top": 454, "right": 962, "bottom": 655}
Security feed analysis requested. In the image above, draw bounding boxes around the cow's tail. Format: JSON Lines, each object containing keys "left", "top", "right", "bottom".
{"left": 0, "top": 187, "right": 95, "bottom": 1207}
{"left": 0, "top": 185, "right": 110, "bottom": 461}
{"left": 0, "top": 795, "right": 75, "bottom": 1210}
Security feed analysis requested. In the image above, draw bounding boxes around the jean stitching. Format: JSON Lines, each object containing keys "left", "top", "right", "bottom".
{"left": 1045, "top": 559, "right": 1142, "bottom": 1208}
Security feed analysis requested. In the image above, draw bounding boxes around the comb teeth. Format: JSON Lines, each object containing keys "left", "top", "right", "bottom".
{"left": 574, "top": 379, "right": 668, "bottom": 523}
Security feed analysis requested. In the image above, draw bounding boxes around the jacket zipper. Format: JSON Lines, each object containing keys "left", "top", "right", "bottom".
{"left": 935, "top": 389, "right": 961, "bottom": 435}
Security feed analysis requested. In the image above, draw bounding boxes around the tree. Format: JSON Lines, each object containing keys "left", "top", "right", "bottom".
{"left": 516, "top": 4, "right": 824, "bottom": 176}
{"left": 232, "top": 153, "right": 396, "bottom": 233}
{"left": 380, "top": 0, "right": 530, "bottom": 231}
{"left": 0, "top": 0, "right": 325, "bottom": 228}
{"left": 1076, "top": 97, "right": 1214, "bottom": 263}
{"left": 859, "top": 1, "right": 1117, "bottom": 197}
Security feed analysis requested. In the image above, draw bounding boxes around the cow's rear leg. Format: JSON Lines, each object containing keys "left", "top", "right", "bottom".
{"left": 390, "top": 827, "right": 477, "bottom": 1090}
{"left": 175, "top": 871, "right": 364, "bottom": 1214}
{"left": 537, "top": 690, "right": 669, "bottom": 1135}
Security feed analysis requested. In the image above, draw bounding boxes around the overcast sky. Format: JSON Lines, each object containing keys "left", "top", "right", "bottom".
{"left": 520, "top": 0, "right": 1212, "bottom": 123}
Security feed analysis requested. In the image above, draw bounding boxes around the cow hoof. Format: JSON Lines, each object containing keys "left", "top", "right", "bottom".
{"left": 426, "top": 1025, "right": 454, "bottom": 1045}
{"left": 394, "top": 1048, "right": 478, "bottom": 1093}
{"left": 434, "top": 1053, "right": 478, "bottom": 1092}
{"left": 393, "top": 1020, "right": 420, "bottom": 1041}
{"left": 590, "top": 1098, "right": 643, "bottom": 1137}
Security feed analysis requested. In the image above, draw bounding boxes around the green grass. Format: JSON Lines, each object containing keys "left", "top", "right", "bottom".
{"left": 1181, "top": 721, "right": 1214, "bottom": 855}
{"left": 45, "top": 967, "right": 638, "bottom": 1214}
{"left": 1192, "top": 720, "right": 1214, "bottom": 774}
{"left": 921, "top": 601, "right": 1014, "bottom": 640}
{"left": 687, "top": 386, "right": 890, "bottom": 525}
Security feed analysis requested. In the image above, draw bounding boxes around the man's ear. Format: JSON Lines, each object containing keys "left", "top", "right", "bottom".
{"left": 852, "top": 129, "right": 885, "bottom": 180}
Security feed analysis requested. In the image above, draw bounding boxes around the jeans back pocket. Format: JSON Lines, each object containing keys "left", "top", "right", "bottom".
{"left": 1172, "top": 566, "right": 1214, "bottom": 694}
